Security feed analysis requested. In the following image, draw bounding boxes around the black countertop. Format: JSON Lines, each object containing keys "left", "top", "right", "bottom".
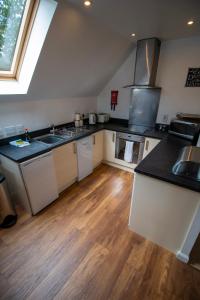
{"left": 135, "top": 135, "right": 200, "bottom": 193}
{"left": 0, "top": 121, "right": 199, "bottom": 192}
{"left": 103, "top": 123, "right": 166, "bottom": 140}
{"left": 0, "top": 122, "right": 166, "bottom": 163}
{"left": 0, "top": 141, "right": 51, "bottom": 163}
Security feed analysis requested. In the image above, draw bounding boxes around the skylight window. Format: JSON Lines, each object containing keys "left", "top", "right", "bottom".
{"left": 0, "top": 0, "right": 57, "bottom": 94}
{"left": 0, "top": 0, "right": 35, "bottom": 78}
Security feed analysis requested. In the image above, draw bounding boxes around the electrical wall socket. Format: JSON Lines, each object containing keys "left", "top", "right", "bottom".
{"left": 4, "top": 126, "right": 17, "bottom": 137}
{"left": 16, "top": 124, "right": 24, "bottom": 134}
{"left": 162, "top": 114, "right": 169, "bottom": 124}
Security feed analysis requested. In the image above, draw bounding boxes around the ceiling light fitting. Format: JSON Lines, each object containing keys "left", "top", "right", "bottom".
{"left": 84, "top": 0, "right": 92, "bottom": 7}
{"left": 187, "top": 20, "right": 194, "bottom": 26}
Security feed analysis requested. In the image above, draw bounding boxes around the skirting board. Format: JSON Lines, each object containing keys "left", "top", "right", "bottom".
{"left": 129, "top": 225, "right": 189, "bottom": 264}
{"left": 176, "top": 251, "right": 189, "bottom": 263}
{"left": 103, "top": 161, "right": 134, "bottom": 173}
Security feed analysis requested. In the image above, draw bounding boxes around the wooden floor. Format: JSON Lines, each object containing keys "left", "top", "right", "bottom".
{"left": 0, "top": 164, "right": 200, "bottom": 300}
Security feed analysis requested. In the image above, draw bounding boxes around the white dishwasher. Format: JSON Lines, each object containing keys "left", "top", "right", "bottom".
{"left": 77, "top": 136, "right": 93, "bottom": 181}
{"left": 20, "top": 152, "right": 58, "bottom": 215}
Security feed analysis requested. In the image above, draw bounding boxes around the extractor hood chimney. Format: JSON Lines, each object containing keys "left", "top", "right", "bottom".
{"left": 127, "top": 38, "right": 162, "bottom": 133}
{"left": 124, "top": 38, "right": 161, "bottom": 89}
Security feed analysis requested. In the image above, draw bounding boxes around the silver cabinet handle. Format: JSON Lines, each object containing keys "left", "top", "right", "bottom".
{"left": 73, "top": 143, "right": 77, "bottom": 154}
{"left": 93, "top": 135, "right": 96, "bottom": 145}
{"left": 112, "top": 133, "right": 115, "bottom": 143}
{"left": 145, "top": 140, "right": 149, "bottom": 151}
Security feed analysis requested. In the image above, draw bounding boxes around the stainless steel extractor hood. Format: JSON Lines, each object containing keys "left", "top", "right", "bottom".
{"left": 124, "top": 38, "right": 161, "bottom": 89}
{"left": 126, "top": 38, "right": 162, "bottom": 132}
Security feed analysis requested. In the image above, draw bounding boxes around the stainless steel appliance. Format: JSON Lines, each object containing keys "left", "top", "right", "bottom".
{"left": 89, "top": 113, "right": 96, "bottom": 125}
{"left": 97, "top": 113, "right": 110, "bottom": 123}
{"left": 115, "top": 132, "right": 145, "bottom": 164}
{"left": 133, "top": 38, "right": 161, "bottom": 86}
{"left": 169, "top": 119, "right": 200, "bottom": 141}
{"left": 172, "top": 146, "right": 200, "bottom": 181}
{"left": 125, "top": 38, "right": 161, "bottom": 133}
{"left": 176, "top": 113, "right": 200, "bottom": 123}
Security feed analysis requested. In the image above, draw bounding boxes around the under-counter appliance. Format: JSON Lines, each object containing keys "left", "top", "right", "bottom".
{"left": 115, "top": 132, "right": 145, "bottom": 164}
{"left": 20, "top": 152, "right": 58, "bottom": 215}
{"left": 169, "top": 119, "right": 200, "bottom": 142}
{"left": 125, "top": 38, "right": 161, "bottom": 133}
{"left": 77, "top": 136, "right": 93, "bottom": 181}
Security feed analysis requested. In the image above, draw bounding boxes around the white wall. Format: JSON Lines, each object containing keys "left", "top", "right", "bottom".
{"left": 0, "top": 96, "right": 96, "bottom": 134}
{"left": 97, "top": 50, "right": 136, "bottom": 119}
{"left": 0, "top": 0, "right": 132, "bottom": 136}
{"left": 97, "top": 36, "right": 200, "bottom": 123}
{"left": 156, "top": 36, "right": 200, "bottom": 123}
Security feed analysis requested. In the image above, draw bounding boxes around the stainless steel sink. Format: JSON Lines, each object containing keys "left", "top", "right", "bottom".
{"left": 172, "top": 146, "right": 200, "bottom": 181}
{"left": 35, "top": 134, "right": 65, "bottom": 145}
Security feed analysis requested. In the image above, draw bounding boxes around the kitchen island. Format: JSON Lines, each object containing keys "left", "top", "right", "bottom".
{"left": 129, "top": 135, "right": 200, "bottom": 263}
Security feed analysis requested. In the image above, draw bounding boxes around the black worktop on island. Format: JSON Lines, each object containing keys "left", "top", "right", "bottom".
{"left": 0, "top": 121, "right": 167, "bottom": 163}
{"left": 135, "top": 135, "right": 200, "bottom": 193}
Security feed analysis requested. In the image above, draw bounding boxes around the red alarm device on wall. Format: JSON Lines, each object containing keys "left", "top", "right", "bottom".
{"left": 111, "top": 90, "right": 118, "bottom": 111}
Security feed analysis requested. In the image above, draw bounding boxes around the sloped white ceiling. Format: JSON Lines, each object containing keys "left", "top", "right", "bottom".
{"left": 0, "top": 0, "right": 133, "bottom": 100}
{"left": 1, "top": 0, "right": 199, "bottom": 101}
{"left": 69, "top": 0, "right": 200, "bottom": 40}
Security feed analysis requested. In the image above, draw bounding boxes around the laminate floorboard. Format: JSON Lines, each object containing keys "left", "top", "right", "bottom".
{"left": 0, "top": 164, "right": 199, "bottom": 300}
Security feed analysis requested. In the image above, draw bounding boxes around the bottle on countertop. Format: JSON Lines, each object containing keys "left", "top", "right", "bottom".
{"left": 24, "top": 128, "right": 31, "bottom": 142}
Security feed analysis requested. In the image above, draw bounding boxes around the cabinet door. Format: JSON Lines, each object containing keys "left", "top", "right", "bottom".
{"left": 103, "top": 130, "right": 116, "bottom": 163}
{"left": 143, "top": 138, "right": 160, "bottom": 159}
{"left": 92, "top": 131, "right": 104, "bottom": 168}
{"left": 53, "top": 142, "right": 78, "bottom": 193}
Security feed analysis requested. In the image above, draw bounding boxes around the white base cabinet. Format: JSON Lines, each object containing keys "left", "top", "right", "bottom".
{"left": 92, "top": 131, "right": 104, "bottom": 168}
{"left": 129, "top": 173, "right": 200, "bottom": 255}
{"left": 143, "top": 137, "right": 160, "bottom": 159}
{"left": 53, "top": 142, "right": 78, "bottom": 193}
{"left": 103, "top": 130, "right": 116, "bottom": 163}
{"left": 0, "top": 129, "right": 162, "bottom": 215}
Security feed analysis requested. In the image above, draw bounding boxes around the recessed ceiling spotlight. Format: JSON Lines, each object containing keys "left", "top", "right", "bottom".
{"left": 84, "top": 0, "right": 92, "bottom": 7}
{"left": 131, "top": 33, "right": 136, "bottom": 37}
{"left": 187, "top": 20, "right": 194, "bottom": 26}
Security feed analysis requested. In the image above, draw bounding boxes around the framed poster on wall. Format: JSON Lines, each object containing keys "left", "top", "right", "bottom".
{"left": 185, "top": 68, "right": 200, "bottom": 87}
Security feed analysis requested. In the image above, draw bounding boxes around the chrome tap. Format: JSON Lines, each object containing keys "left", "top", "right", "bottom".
{"left": 49, "top": 123, "right": 55, "bottom": 135}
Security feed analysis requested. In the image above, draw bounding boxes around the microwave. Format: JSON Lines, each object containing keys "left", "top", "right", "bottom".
{"left": 169, "top": 119, "right": 200, "bottom": 142}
